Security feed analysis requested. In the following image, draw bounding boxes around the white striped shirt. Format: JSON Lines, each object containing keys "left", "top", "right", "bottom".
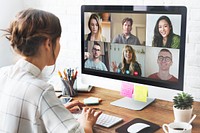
{"left": 0, "top": 59, "right": 84, "bottom": 133}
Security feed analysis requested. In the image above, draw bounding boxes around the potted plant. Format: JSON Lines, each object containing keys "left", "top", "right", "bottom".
{"left": 173, "top": 92, "right": 194, "bottom": 122}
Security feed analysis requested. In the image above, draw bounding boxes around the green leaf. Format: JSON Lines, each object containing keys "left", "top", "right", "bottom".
{"left": 173, "top": 92, "right": 194, "bottom": 110}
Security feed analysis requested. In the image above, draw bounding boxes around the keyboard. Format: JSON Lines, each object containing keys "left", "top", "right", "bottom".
{"left": 95, "top": 113, "right": 123, "bottom": 128}
{"left": 72, "top": 111, "right": 123, "bottom": 128}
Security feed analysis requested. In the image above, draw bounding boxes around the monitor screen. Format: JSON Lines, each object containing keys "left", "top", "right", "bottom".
{"left": 81, "top": 5, "right": 187, "bottom": 91}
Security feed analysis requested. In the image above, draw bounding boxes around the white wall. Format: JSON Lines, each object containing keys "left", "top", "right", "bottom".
{"left": 0, "top": 0, "right": 24, "bottom": 67}
{"left": 1, "top": 0, "right": 200, "bottom": 102}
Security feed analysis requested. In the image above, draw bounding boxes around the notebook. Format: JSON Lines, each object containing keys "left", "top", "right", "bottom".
{"left": 115, "top": 118, "right": 160, "bottom": 133}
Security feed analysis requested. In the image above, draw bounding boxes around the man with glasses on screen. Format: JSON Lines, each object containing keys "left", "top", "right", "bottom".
{"left": 84, "top": 41, "right": 108, "bottom": 71}
{"left": 148, "top": 48, "right": 178, "bottom": 82}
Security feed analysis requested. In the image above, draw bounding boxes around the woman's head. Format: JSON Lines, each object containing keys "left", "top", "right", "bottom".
{"left": 157, "top": 16, "right": 173, "bottom": 38}
{"left": 153, "top": 16, "right": 173, "bottom": 47}
{"left": 122, "top": 45, "right": 136, "bottom": 63}
{"left": 5, "top": 8, "right": 61, "bottom": 61}
{"left": 121, "top": 45, "right": 136, "bottom": 74}
{"left": 88, "top": 14, "right": 102, "bottom": 39}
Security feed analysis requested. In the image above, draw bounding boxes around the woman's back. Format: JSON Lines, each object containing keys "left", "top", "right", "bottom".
{"left": 0, "top": 59, "right": 81, "bottom": 132}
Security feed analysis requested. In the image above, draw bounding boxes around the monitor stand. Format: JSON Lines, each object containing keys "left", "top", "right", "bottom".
{"left": 110, "top": 96, "right": 155, "bottom": 111}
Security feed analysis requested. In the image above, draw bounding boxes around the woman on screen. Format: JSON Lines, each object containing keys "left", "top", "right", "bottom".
{"left": 152, "top": 16, "right": 180, "bottom": 49}
{"left": 85, "top": 13, "right": 106, "bottom": 42}
{"left": 84, "top": 14, "right": 106, "bottom": 60}
{"left": 112, "top": 45, "right": 142, "bottom": 76}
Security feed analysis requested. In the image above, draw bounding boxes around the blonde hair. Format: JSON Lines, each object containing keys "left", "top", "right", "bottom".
{"left": 88, "top": 14, "right": 103, "bottom": 41}
{"left": 121, "top": 45, "right": 136, "bottom": 74}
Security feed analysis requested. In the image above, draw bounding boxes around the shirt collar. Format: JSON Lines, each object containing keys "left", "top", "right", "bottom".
{"left": 122, "top": 33, "right": 130, "bottom": 39}
{"left": 16, "top": 59, "right": 41, "bottom": 77}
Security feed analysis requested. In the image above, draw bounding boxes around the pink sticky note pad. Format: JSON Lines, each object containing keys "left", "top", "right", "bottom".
{"left": 120, "top": 82, "right": 134, "bottom": 98}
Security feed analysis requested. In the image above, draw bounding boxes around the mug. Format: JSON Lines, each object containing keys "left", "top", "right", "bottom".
{"left": 162, "top": 122, "right": 192, "bottom": 133}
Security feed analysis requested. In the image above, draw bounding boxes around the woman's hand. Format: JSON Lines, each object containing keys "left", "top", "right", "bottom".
{"left": 78, "top": 107, "right": 102, "bottom": 133}
{"left": 111, "top": 61, "right": 118, "bottom": 72}
{"left": 64, "top": 100, "right": 85, "bottom": 113}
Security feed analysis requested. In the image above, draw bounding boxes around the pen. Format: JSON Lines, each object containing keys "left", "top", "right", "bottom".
{"left": 58, "top": 70, "right": 62, "bottom": 77}
{"left": 67, "top": 68, "right": 71, "bottom": 81}
{"left": 63, "top": 69, "right": 68, "bottom": 81}
{"left": 72, "top": 69, "right": 75, "bottom": 79}
{"left": 57, "top": 94, "right": 62, "bottom": 98}
{"left": 74, "top": 70, "right": 78, "bottom": 79}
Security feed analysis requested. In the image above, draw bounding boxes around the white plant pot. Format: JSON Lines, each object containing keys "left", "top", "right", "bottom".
{"left": 173, "top": 106, "right": 193, "bottom": 122}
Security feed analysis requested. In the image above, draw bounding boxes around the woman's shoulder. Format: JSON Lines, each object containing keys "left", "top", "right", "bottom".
{"left": 85, "top": 33, "right": 92, "bottom": 41}
{"left": 0, "top": 65, "right": 12, "bottom": 77}
{"left": 134, "top": 61, "right": 141, "bottom": 67}
{"left": 84, "top": 34, "right": 89, "bottom": 40}
{"left": 28, "top": 76, "right": 53, "bottom": 91}
{"left": 173, "top": 34, "right": 180, "bottom": 39}
{"left": 171, "top": 34, "right": 180, "bottom": 48}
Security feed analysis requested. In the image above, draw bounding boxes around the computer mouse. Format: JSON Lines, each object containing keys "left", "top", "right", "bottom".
{"left": 127, "top": 123, "right": 150, "bottom": 133}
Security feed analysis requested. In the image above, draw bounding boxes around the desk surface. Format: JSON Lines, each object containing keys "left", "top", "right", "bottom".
{"left": 72, "top": 87, "right": 200, "bottom": 133}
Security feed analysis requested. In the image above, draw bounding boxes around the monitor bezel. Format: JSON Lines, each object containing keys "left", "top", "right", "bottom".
{"left": 81, "top": 5, "right": 187, "bottom": 91}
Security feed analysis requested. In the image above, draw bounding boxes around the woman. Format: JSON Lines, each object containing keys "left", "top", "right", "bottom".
{"left": 0, "top": 8, "right": 101, "bottom": 133}
{"left": 152, "top": 16, "right": 180, "bottom": 49}
{"left": 84, "top": 14, "right": 106, "bottom": 60}
{"left": 112, "top": 45, "right": 142, "bottom": 76}
{"left": 85, "top": 13, "right": 106, "bottom": 42}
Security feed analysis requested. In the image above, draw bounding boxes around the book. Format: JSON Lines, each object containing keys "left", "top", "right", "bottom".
{"left": 115, "top": 118, "right": 160, "bottom": 133}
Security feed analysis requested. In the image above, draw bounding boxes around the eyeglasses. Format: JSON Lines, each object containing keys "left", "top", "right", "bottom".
{"left": 158, "top": 56, "right": 172, "bottom": 62}
{"left": 92, "top": 48, "right": 100, "bottom": 51}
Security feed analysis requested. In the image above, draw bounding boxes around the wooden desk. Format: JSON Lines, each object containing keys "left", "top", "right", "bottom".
{"left": 72, "top": 87, "right": 200, "bottom": 133}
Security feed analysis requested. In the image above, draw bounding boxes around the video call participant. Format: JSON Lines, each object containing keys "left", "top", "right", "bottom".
{"left": 85, "top": 41, "right": 108, "bottom": 71}
{"left": 148, "top": 48, "right": 178, "bottom": 82}
{"left": 84, "top": 13, "right": 106, "bottom": 60}
{"left": 85, "top": 13, "right": 106, "bottom": 42}
{"left": 112, "top": 45, "right": 142, "bottom": 76}
{"left": 0, "top": 8, "right": 101, "bottom": 133}
{"left": 112, "top": 17, "right": 141, "bottom": 45}
{"left": 152, "top": 15, "right": 180, "bottom": 49}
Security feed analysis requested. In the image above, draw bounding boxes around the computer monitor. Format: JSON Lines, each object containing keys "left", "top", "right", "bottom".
{"left": 81, "top": 5, "right": 187, "bottom": 92}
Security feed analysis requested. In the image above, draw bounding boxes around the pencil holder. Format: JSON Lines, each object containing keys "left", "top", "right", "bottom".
{"left": 60, "top": 78, "right": 78, "bottom": 97}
